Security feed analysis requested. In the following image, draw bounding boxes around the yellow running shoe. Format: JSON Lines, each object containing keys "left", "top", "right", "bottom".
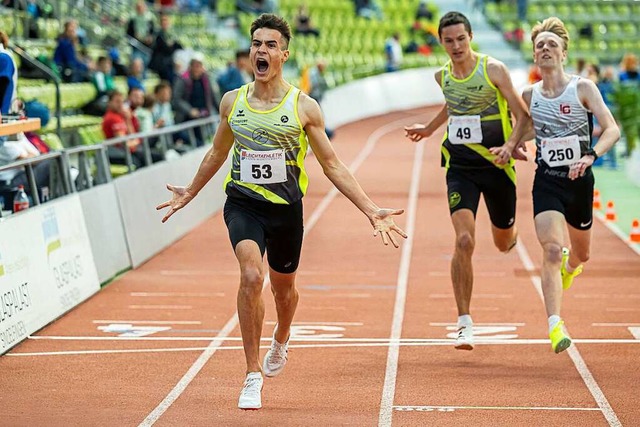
{"left": 549, "top": 320, "right": 572, "bottom": 354}
{"left": 561, "top": 248, "right": 583, "bottom": 290}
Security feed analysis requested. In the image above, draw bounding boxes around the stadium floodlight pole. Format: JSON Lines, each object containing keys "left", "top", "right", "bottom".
{"left": 8, "top": 43, "right": 62, "bottom": 139}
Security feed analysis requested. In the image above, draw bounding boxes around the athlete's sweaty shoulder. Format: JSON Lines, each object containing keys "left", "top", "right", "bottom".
{"left": 522, "top": 85, "right": 534, "bottom": 107}
{"left": 485, "top": 56, "right": 510, "bottom": 88}
{"left": 220, "top": 88, "right": 241, "bottom": 120}
{"left": 576, "top": 76, "right": 600, "bottom": 109}
{"left": 296, "top": 91, "right": 322, "bottom": 128}
{"left": 434, "top": 67, "right": 444, "bottom": 86}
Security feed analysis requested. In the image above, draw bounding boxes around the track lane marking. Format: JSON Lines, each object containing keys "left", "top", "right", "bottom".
{"left": 378, "top": 136, "right": 424, "bottom": 427}
{"left": 515, "top": 242, "right": 622, "bottom": 427}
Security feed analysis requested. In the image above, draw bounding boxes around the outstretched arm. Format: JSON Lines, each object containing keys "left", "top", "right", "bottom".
{"left": 299, "top": 93, "right": 407, "bottom": 247}
{"left": 156, "top": 90, "right": 237, "bottom": 222}
{"left": 568, "top": 78, "right": 621, "bottom": 180}
{"left": 487, "top": 59, "right": 534, "bottom": 163}
{"left": 404, "top": 70, "right": 448, "bottom": 142}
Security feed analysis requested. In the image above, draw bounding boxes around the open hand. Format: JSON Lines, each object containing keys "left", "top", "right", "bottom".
{"left": 156, "top": 184, "right": 195, "bottom": 222}
{"left": 404, "top": 124, "right": 431, "bottom": 142}
{"left": 370, "top": 208, "right": 408, "bottom": 248}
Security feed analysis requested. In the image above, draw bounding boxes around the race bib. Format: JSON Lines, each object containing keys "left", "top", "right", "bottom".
{"left": 240, "top": 149, "right": 287, "bottom": 184}
{"left": 448, "top": 115, "right": 483, "bottom": 144}
{"left": 541, "top": 135, "right": 581, "bottom": 167}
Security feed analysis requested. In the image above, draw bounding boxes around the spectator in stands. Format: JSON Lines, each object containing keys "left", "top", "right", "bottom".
{"left": 415, "top": 1, "right": 433, "bottom": 21}
{"left": 53, "top": 20, "right": 89, "bottom": 83}
{"left": 598, "top": 66, "right": 616, "bottom": 108}
{"left": 384, "top": 32, "right": 403, "bottom": 72}
{"left": 173, "top": 53, "right": 218, "bottom": 146}
{"left": 93, "top": 56, "right": 116, "bottom": 97}
{"left": 354, "top": 0, "right": 383, "bottom": 20}
{"left": 308, "top": 60, "right": 334, "bottom": 140}
{"left": 619, "top": 53, "right": 639, "bottom": 83}
{"left": 152, "top": 80, "right": 190, "bottom": 150}
{"left": 102, "top": 90, "right": 145, "bottom": 168}
{"left": 127, "top": 0, "right": 155, "bottom": 62}
{"left": 217, "top": 49, "right": 252, "bottom": 96}
{"left": 0, "top": 134, "right": 51, "bottom": 202}
{"left": 127, "top": 57, "right": 146, "bottom": 92}
{"left": 136, "top": 94, "right": 156, "bottom": 133}
{"left": 294, "top": 4, "right": 320, "bottom": 37}
{"left": 109, "top": 47, "right": 129, "bottom": 76}
{"left": 615, "top": 53, "right": 639, "bottom": 156}
{"left": 235, "top": 0, "right": 277, "bottom": 14}
{"left": 148, "top": 12, "right": 183, "bottom": 84}
{"left": 152, "top": 81, "right": 174, "bottom": 128}
{"left": 0, "top": 31, "right": 17, "bottom": 115}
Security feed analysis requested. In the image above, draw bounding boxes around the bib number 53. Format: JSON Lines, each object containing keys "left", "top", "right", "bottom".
{"left": 252, "top": 164, "right": 273, "bottom": 179}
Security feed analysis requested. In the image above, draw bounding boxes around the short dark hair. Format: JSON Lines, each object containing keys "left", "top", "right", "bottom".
{"left": 154, "top": 80, "right": 171, "bottom": 94}
{"left": 438, "top": 11, "right": 472, "bottom": 38}
{"left": 250, "top": 14, "right": 292, "bottom": 48}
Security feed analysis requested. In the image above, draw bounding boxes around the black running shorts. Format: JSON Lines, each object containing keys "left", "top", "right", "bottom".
{"left": 223, "top": 192, "right": 304, "bottom": 274}
{"left": 532, "top": 166, "right": 594, "bottom": 230}
{"left": 446, "top": 167, "right": 516, "bottom": 229}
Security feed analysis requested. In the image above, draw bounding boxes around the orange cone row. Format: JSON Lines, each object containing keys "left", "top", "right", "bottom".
{"left": 595, "top": 190, "right": 639, "bottom": 243}
{"left": 593, "top": 189, "right": 602, "bottom": 209}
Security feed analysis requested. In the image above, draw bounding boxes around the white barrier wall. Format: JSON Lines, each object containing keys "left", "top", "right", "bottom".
{"left": 0, "top": 195, "right": 100, "bottom": 355}
{"left": 322, "top": 68, "right": 444, "bottom": 130}
{"left": 114, "top": 147, "right": 230, "bottom": 268}
{"left": 79, "top": 184, "right": 131, "bottom": 284}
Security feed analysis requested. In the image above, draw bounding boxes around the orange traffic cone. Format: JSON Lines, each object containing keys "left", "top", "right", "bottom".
{"left": 605, "top": 201, "right": 617, "bottom": 221}
{"left": 630, "top": 220, "right": 640, "bottom": 243}
{"left": 593, "top": 189, "right": 602, "bottom": 210}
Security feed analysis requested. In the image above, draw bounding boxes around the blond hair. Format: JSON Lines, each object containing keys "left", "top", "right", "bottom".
{"left": 620, "top": 53, "right": 638, "bottom": 72}
{"left": 531, "top": 17, "right": 569, "bottom": 50}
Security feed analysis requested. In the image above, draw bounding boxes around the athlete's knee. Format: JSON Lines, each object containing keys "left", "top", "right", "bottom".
{"left": 542, "top": 242, "right": 563, "bottom": 264}
{"left": 239, "top": 266, "right": 264, "bottom": 293}
{"left": 455, "top": 232, "right": 475, "bottom": 255}
{"left": 272, "top": 285, "right": 298, "bottom": 305}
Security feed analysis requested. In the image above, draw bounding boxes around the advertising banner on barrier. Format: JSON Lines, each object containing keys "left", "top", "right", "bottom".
{"left": 0, "top": 194, "right": 100, "bottom": 354}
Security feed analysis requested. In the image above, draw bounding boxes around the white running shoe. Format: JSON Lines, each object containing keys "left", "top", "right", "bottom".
{"left": 263, "top": 333, "right": 289, "bottom": 378}
{"left": 455, "top": 325, "right": 474, "bottom": 350}
{"left": 238, "top": 372, "right": 263, "bottom": 410}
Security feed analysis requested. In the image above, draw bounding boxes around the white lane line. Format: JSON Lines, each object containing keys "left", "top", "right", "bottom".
{"left": 428, "top": 294, "right": 513, "bottom": 299}
{"left": 159, "top": 270, "right": 236, "bottom": 276}
{"left": 264, "top": 321, "right": 364, "bottom": 325}
{"left": 92, "top": 320, "right": 202, "bottom": 325}
{"left": 130, "top": 292, "right": 225, "bottom": 297}
{"left": 128, "top": 305, "right": 192, "bottom": 310}
{"left": 393, "top": 405, "right": 600, "bottom": 412}
{"left": 378, "top": 136, "right": 424, "bottom": 427}
{"left": 593, "top": 323, "right": 640, "bottom": 327}
{"left": 515, "top": 242, "right": 622, "bottom": 427}
{"left": 138, "top": 113, "right": 419, "bottom": 427}
{"left": 12, "top": 339, "right": 640, "bottom": 357}
{"left": 429, "top": 322, "right": 526, "bottom": 326}
{"left": 27, "top": 336, "right": 640, "bottom": 344}
{"left": 594, "top": 211, "right": 640, "bottom": 256}
{"left": 138, "top": 312, "right": 242, "bottom": 427}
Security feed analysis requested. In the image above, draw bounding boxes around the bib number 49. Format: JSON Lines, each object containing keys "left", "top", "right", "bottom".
{"left": 456, "top": 127, "right": 472, "bottom": 140}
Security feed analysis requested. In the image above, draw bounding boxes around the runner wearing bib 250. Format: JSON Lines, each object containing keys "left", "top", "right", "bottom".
{"left": 529, "top": 75, "right": 595, "bottom": 231}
